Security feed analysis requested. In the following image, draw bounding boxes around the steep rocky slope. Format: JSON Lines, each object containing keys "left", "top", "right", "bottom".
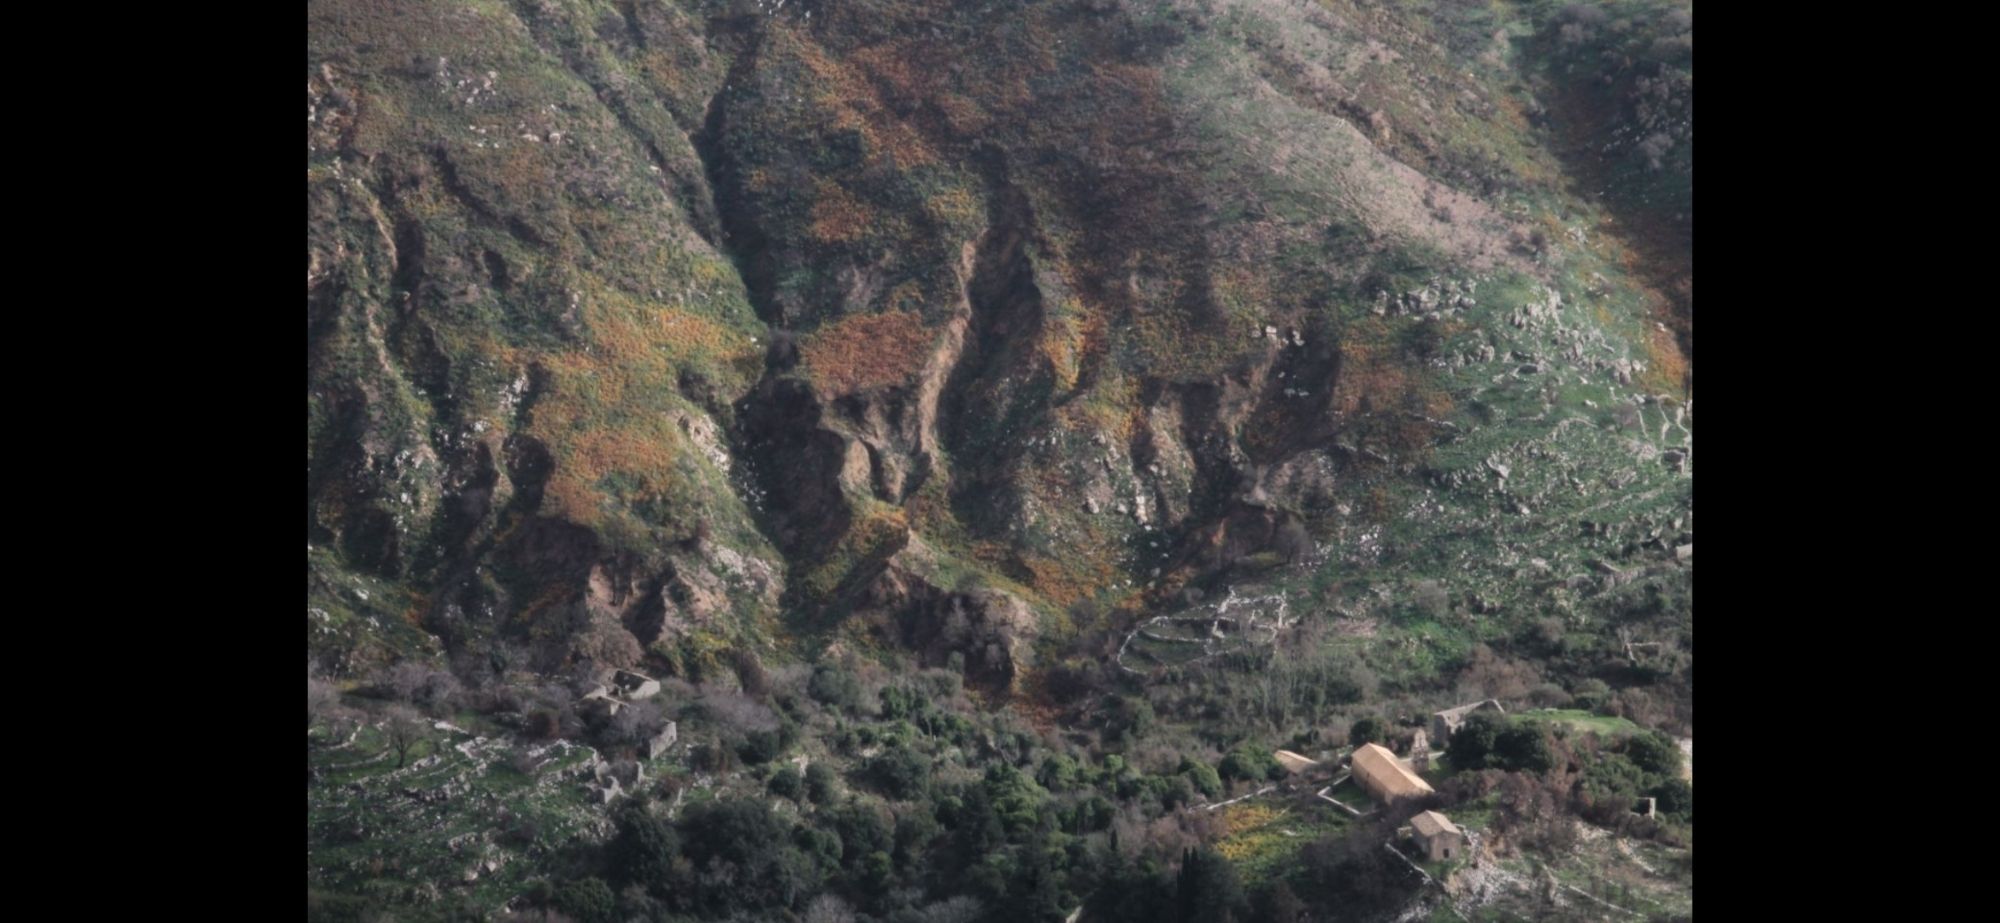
{"left": 309, "top": 0, "right": 1691, "bottom": 712}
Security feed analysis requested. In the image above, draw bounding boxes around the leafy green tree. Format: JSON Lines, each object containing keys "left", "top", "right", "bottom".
{"left": 809, "top": 665, "right": 862, "bottom": 710}
{"left": 1085, "top": 855, "right": 1174, "bottom": 922}
{"left": 1571, "top": 678, "right": 1613, "bottom": 711}
{"left": 1106, "top": 696, "right": 1155, "bottom": 744}
{"left": 679, "top": 798, "right": 786, "bottom": 868}
{"left": 739, "top": 727, "right": 786, "bottom": 765}
{"left": 1348, "top": 717, "right": 1385, "bottom": 747}
{"left": 1447, "top": 711, "right": 1505, "bottom": 769}
{"left": 879, "top": 684, "right": 913, "bottom": 720}
{"left": 894, "top": 810, "right": 942, "bottom": 869}
{"left": 805, "top": 760, "right": 841, "bottom": 804}
{"left": 1006, "top": 848, "right": 1070, "bottom": 922}
{"left": 984, "top": 763, "right": 1048, "bottom": 834}
{"left": 828, "top": 802, "right": 895, "bottom": 874}
{"left": 867, "top": 744, "right": 932, "bottom": 799}
{"left": 608, "top": 802, "right": 680, "bottom": 894}
{"left": 1493, "top": 725, "right": 1554, "bottom": 773}
{"left": 675, "top": 798, "right": 820, "bottom": 914}
{"left": 769, "top": 765, "right": 804, "bottom": 801}
{"left": 798, "top": 825, "right": 843, "bottom": 872}
{"left": 1626, "top": 731, "right": 1682, "bottom": 777}
{"left": 1219, "top": 744, "right": 1281, "bottom": 782}
{"left": 552, "top": 877, "right": 616, "bottom": 923}
{"left": 1038, "top": 754, "right": 1081, "bottom": 791}
{"left": 860, "top": 848, "right": 896, "bottom": 892}
{"left": 1175, "top": 847, "right": 1248, "bottom": 923}
{"left": 1254, "top": 878, "right": 1306, "bottom": 922}
{"left": 943, "top": 784, "right": 1006, "bottom": 872}
{"left": 1067, "top": 795, "right": 1115, "bottom": 833}
{"left": 1180, "top": 758, "right": 1222, "bottom": 797}
{"left": 1579, "top": 752, "right": 1649, "bottom": 807}
{"left": 1652, "top": 777, "right": 1693, "bottom": 821}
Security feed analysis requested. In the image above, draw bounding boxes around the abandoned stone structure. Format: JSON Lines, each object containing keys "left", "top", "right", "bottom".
{"left": 614, "top": 669, "right": 662, "bottom": 700}
{"left": 578, "top": 669, "right": 667, "bottom": 726}
{"left": 1409, "top": 810, "right": 1465, "bottom": 861}
{"left": 641, "top": 721, "right": 679, "bottom": 759}
{"left": 586, "top": 757, "right": 644, "bottom": 804}
{"left": 1350, "top": 742, "right": 1434, "bottom": 802}
{"left": 1431, "top": 699, "right": 1505, "bottom": 744}
{"left": 578, "top": 686, "right": 623, "bottom": 722}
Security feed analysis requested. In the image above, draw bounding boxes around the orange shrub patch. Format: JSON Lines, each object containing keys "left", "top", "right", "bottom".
{"left": 801, "top": 311, "right": 938, "bottom": 396}
{"left": 809, "top": 180, "right": 874, "bottom": 245}
{"left": 1640, "top": 321, "right": 1690, "bottom": 396}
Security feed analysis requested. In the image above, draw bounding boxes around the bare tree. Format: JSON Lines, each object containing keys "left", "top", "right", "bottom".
{"left": 383, "top": 704, "right": 430, "bottom": 768}
{"left": 608, "top": 699, "right": 665, "bottom": 747}
{"left": 803, "top": 895, "right": 857, "bottom": 923}
{"left": 695, "top": 688, "right": 779, "bottom": 734}
{"left": 380, "top": 661, "right": 462, "bottom": 714}
{"left": 572, "top": 613, "right": 643, "bottom": 671}
{"left": 911, "top": 896, "right": 984, "bottom": 923}
{"left": 309, "top": 677, "right": 338, "bottom": 731}
{"left": 385, "top": 661, "right": 431, "bottom": 703}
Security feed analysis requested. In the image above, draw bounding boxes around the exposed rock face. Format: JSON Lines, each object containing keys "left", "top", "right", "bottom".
{"left": 857, "top": 545, "right": 1040, "bottom": 696}
{"left": 308, "top": 0, "right": 1691, "bottom": 695}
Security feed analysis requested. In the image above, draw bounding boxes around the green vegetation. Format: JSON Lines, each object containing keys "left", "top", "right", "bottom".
{"left": 309, "top": 0, "right": 1693, "bottom": 919}
{"left": 1520, "top": 708, "right": 1647, "bottom": 739}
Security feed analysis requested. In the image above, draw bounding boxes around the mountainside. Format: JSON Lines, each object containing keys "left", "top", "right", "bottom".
{"left": 309, "top": 2, "right": 1691, "bottom": 920}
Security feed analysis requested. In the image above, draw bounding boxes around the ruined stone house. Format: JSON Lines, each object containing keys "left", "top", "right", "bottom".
{"left": 1431, "top": 699, "right": 1505, "bottom": 744}
{"left": 613, "top": 669, "right": 662, "bottom": 700}
{"left": 579, "top": 687, "right": 624, "bottom": 722}
{"left": 641, "top": 720, "right": 678, "bottom": 759}
{"left": 579, "top": 670, "right": 666, "bottom": 726}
